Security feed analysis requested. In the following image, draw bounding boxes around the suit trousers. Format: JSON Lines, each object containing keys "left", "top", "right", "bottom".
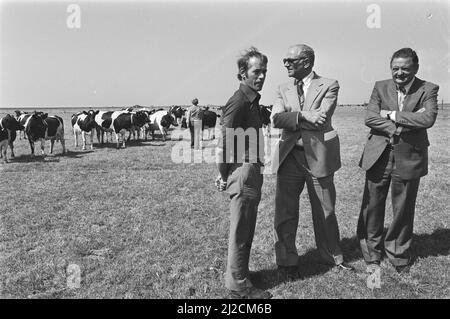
{"left": 225, "top": 162, "right": 263, "bottom": 291}
{"left": 274, "top": 147, "right": 344, "bottom": 266}
{"left": 357, "top": 146, "right": 420, "bottom": 266}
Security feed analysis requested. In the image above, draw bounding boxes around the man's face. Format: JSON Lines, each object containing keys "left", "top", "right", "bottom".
{"left": 242, "top": 57, "right": 267, "bottom": 92}
{"left": 284, "top": 47, "right": 309, "bottom": 80}
{"left": 391, "top": 57, "right": 418, "bottom": 87}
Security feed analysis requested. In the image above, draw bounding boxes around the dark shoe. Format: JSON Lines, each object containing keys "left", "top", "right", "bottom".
{"left": 277, "top": 265, "right": 301, "bottom": 282}
{"left": 395, "top": 264, "right": 411, "bottom": 274}
{"left": 228, "top": 287, "right": 272, "bottom": 299}
{"left": 336, "top": 262, "right": 355, "bottom": 271}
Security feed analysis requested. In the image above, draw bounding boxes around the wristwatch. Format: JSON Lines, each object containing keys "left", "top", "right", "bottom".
{"left": 386, "top": 111, "right": 392, "bottom": 120}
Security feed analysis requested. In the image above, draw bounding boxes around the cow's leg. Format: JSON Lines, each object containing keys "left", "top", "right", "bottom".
{"left": 115, "top": 133, "right": 120, "bottom": 149}
{"left": 61, "top": 137, "right": 66, "bottom": 154}
{"left": 90, "top": 129, "right": 94, "bottom": 150}
{"left": 29, "top": 139, "right": 35, "bottom": 157}
{"left": 9, "top": 141, "right": 15, "bottom": 158}
{"left": 40, "top": 139, "right": 45, "bottom": 156}
{"left": 50, "top": 139, "right": 55, "bottom": 154}
{"left": 122, "top": 132, "right": 126, "bottom": 148}
{"left": 1, "top": 145, "right": 7, "bottom": 163}
{"left": 81, "top": 131, "right": 87, "bottom": 150}
{"left": 74, "top": 129, "right": 78, "bottom": 148}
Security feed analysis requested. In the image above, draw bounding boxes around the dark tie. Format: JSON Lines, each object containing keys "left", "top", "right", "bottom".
{"left": 297, "top": 80, "right": 304, "bottom": 110}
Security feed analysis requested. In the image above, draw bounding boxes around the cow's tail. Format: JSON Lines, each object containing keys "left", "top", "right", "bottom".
{"left": 56, "top": 116, "right": 64, "bottom": 142}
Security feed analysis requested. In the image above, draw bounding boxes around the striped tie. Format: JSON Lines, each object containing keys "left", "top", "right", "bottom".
{"left": 297, "top": 80, "right": 304, "bottom": 110}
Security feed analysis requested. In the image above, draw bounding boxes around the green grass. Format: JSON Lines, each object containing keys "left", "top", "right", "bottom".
{"left": 0, "top": 106, "right": 449, "bottom": 299}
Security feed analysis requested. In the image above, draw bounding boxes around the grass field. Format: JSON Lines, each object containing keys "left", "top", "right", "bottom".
{"left": 0, "top": 106, "right": 449, "bottom": 299}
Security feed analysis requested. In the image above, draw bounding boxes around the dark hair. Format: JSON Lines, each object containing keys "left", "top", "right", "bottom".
{"left": 236, "top": 47, "right": 268, "bottom": 81}
{"left": 390, "top": 48, "right": 419, "bottom": 66}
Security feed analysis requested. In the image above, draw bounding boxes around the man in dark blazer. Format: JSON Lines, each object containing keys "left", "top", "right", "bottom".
{"left": 358, "top": 48, "right": 439, "bottom": 274}
{"left": 271, "top": 44, "right": 353, "bottom": 281}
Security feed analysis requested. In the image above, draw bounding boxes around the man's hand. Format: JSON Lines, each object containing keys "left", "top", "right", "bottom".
{"left": 215, "top": 174, "right": 227, "bottom": 192}
{"left": 380, "top": 110, "right": 391, "bottom": 119}
{"left": 302, "top": 110, "right": 327, "bottom": 126}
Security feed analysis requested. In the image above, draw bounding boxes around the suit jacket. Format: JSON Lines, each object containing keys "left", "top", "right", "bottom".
{"left": 359, "top": 77, "right": 439, "bottom": 180}
{"left": 270, "top": 73, "right": 341, "bottom": 178}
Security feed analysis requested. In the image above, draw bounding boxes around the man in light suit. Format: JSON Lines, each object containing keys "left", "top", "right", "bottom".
{"left": 358, "top": 48, "right": 439, "bottom": 274}
{"left": 271, "top": 44, "right": 353, "bottom": 281}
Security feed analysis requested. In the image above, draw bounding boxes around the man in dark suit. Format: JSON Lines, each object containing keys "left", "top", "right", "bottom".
{"left": 271, "top": 44, "right": 353, "bottom": 281}
{"left": 215, "top": 47, "right": 271, "bottom": 299}
{"left": 358, "top": 48, "right": 439, "bottom": 274}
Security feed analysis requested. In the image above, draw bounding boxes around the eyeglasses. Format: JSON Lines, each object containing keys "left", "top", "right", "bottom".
{"left": 283, "top": 57, "right": 306, "bottom": 65}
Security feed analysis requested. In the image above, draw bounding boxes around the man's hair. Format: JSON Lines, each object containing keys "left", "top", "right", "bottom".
{"left": 236, "top": 47, "right": 268, "bottom": 81}
{"left": 390, "top": 48, "right": 419, "bottom": 66}
{"left": 293, "top": 44, "right": 315, "bottom": 67}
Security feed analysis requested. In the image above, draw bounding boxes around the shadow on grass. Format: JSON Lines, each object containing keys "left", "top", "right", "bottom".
{"left": 92, "top": 141, "right": 168, "bottom": 149}
{"left": 251, "top": 236, "right": 363, "bottom": 290}
{"left": 413, "top": 228, "right": 450, "bottom": 258}
{"left": 250, "top": 228, "right": 450, "bottom": 290}
{"left": 9, "top": 154, "right": 61, "bottom": 163}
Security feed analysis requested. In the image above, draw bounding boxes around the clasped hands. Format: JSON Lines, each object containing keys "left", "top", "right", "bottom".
{"left": 302, "top": 110, "right": 327, "bottom": 126}
{"left": 215, "top": 175, "right": 227, "bottom": 192}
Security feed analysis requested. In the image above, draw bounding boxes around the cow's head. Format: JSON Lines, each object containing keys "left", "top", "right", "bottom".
{"left": 160, "top": 112, "right": 177, "bottom": 128}
{"left": 26, "top": 112, "right": 48, "bottom": 140}
{"left": 84, "top": 110, "right": 99, "bottom": 130}
{"left": 14, "top": 110, "right": 26, "bottom": 119}
{"left": 1, "top": 114, "right": 24, "bottom": 131}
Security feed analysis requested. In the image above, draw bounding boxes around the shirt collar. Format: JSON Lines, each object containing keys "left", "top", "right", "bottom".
{"left": 397, "top": 76, "right": 416, "bottom": 94}
{"left": 294, "top": 70, "right": 314, "bottom": 88}
{"left": 239, "top": 83, "right": 260, "bottom": 103}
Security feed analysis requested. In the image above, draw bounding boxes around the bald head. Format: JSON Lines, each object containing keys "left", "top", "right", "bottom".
{"left": 288, "top": 44, "right": 315, "bottom": 67}
{"left": 283, "top": 44, "right": 315, "bottom": 80}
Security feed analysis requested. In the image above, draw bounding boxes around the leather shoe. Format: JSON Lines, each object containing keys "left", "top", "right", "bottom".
{"left": 228, "top": 287, "right": 272, "bottom": 299}
{"left": 395, "top": 264, "right": 411, "bottom": 274}
{"left": 278, "top": 265, "right": 301, "bottom": 282}
{"left": 336, "top": 262, "right": 355, "bottom": 271}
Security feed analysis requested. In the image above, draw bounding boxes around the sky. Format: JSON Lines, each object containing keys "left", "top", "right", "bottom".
{"left": 0, "top": 0, "right": 449, "bottom": 108}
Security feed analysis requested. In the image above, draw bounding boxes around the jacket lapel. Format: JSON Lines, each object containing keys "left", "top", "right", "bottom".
{"left": 305, "top": 76, "right": 323, "bottom": 110}
{"left": 387, "top": 80, "right": 399, "bottom": 111}
{"left": 286, "top": 83, "right": 302, "bottom": 112}
{"left": 402, "top": 78, "right": 425, "bottom": 112}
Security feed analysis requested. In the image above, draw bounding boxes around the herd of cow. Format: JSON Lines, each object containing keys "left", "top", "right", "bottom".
{"left": 0, "top": 104, "right": 272, "bottom": 163}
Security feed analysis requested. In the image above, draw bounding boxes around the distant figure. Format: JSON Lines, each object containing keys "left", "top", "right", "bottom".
{"left": 358, "top": 48, "right": 439, "bottom": 275}
{"left": 186, "top": 98, "right": 203, "bottom": 149}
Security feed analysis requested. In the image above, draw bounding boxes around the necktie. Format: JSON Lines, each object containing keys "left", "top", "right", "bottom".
{"left": 297, "top": 80, "right": 305, "bottom": 110}
{"left": 398, "top": 86, "right": 406, "bottom": 111}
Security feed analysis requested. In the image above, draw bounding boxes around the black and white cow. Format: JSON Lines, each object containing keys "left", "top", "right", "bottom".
{"left": 202, "top": 110, "right": 220, "bottom": 140}
{"left": 24, "top": 112, "right": 65, "bottom": 156}
{"left": 0, "top": 114, "right": 24, "bottom": 162}
{"left": 169, "top": 105, "right": 186, "bottom": 125}
{"left": 71, "top": 110, "right": 99, "bottom": 150}
{"left": 94, "top": 110, "right": 115, "bottom": 144}
{"left": 147, "top": 110, "right": 178, "bottom": 141}
{"left": 112, "top": 111, "right": 148, "bottom": 148}
{"left": 14, "top": 110, "right": 29, "bottom": 140}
